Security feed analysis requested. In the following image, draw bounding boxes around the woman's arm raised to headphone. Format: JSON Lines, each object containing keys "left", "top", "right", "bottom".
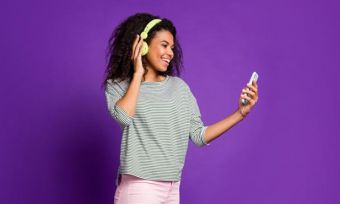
{"left": 115, "top": 35, "right": 145, "bottom": 118}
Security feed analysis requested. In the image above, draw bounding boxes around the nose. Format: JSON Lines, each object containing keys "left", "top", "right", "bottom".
{"left": 167, "top": 48, "right": 174, "bottom": 59}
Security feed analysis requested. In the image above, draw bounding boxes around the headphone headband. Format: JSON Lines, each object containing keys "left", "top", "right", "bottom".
{"left": 140, "top": 19, "right": 162, "bottom": 39}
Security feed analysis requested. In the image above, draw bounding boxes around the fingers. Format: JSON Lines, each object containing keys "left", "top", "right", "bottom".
{"left": 240, "top": 92, "right": 255, "bottom": 105}
{"left": 239, "top": 80, "right": 259, "bottom": 110}
{"left": 135, "top": 36, "right": 143, "bottom": 58}
{"left": 131, "top": 35, "right": 139, "bottom": 61}
{"left": 246, "top": 82, "right": 258, "bottom": 96}
{"left": 252, "top": 80, "right": 258, "bottom": 88}
{"left": 241, "top": 81, "right": 259, "bottom": 105}
{"left": 242, "top": 88, "right": 256, "bottom": 97}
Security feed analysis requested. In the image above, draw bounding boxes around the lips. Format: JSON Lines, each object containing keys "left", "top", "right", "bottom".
{"left": 161, "top": 58, "right": 170, "bottom": 66}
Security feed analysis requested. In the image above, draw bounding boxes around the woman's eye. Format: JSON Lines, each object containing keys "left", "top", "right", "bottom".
{"left": 162, "top": 44, "right": 175, "bottom": 50}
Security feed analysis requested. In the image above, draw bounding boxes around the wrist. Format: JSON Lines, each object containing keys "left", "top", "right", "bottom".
{"left": 238, "top": 107, "right": 247, "bottom": 119}
{"left": 133, "top": 72, "right": 144, "bottom": 81}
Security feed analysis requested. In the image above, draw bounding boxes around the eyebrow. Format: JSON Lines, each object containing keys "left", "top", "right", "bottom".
{"left": 160, "top": 40, "right": 174, "bottom": 47}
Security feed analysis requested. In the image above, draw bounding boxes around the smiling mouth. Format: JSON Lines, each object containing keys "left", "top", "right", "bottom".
{"left": 161, "top": 59, "right": 170, "bottom": 66}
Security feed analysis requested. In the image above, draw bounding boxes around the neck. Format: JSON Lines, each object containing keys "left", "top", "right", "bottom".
{"left": 142, "top": 68, "right": 165, "bottom": 82}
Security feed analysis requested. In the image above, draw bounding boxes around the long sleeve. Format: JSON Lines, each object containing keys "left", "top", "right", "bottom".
{"left": 187, "top": 87, "right": 210, "bottom": 147}
{"left": 105, "top": 80, "right": 134, "bottom": 128}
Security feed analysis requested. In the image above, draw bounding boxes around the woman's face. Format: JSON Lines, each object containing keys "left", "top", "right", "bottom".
{"left": 144, "top": 30, "right": 174, "bottom": 73}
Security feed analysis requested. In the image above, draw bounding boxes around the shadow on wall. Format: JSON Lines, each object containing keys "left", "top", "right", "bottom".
{"left": 51, "top": 93, "right": 121, "bottom": 204}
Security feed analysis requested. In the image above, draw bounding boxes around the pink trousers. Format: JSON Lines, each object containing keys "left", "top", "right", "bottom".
{"left": 114, "top": 174, "right": 181, "bottom": 204}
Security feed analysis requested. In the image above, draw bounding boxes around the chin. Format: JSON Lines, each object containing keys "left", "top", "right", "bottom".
{"left": 156, "top": 68, "right": 167, "bottom": 74}
{"left": 158, "top": 66, "right": 168, "bottom": 72}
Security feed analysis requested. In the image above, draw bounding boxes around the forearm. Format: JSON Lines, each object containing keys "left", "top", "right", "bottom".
{"left": 204, "top": 109, "right": 245, "bottom": 144}
{"left": 115, "top": 73, "right": 143, "bottom": 117}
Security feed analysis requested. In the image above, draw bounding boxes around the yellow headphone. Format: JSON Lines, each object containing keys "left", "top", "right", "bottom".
{"left": 140, "top": 19, "right": 162, "bottom": 56}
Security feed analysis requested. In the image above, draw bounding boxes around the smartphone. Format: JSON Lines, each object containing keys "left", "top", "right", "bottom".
{"left": 241, "top": 72, "right": 259, "bottom": 105}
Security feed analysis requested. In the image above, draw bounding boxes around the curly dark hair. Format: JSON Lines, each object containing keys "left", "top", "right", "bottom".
{"left": 102, "top": 12, "right": 184, "bottom": 87}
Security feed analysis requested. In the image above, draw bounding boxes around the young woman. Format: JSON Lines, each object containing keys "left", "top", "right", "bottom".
{"left": 104, "top": 13, "right": 259, "bottom": 204}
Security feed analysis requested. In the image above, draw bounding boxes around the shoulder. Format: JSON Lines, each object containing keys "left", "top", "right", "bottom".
{"left": 170, "top": 76, "right": 190, "bottom": 92}
{"left": 170, "top": 76, "right": 199, "bottom": 101}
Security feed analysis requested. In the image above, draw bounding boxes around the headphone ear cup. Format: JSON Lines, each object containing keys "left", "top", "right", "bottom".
{"left": 141, "top": 41, "right": 149, "bottom": 56}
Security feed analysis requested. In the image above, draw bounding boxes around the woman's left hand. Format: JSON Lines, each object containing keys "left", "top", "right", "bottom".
{"left": 238, "top": 80, "right": 259, "bottom": 118}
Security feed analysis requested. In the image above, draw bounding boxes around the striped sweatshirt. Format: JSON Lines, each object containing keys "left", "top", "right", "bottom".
{"left": 105, "top": 75, "right": 209, "bottom": 186}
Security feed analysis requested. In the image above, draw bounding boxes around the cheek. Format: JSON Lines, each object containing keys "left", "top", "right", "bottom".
{"left": 146, "top": 51, "right": 160, "bottom": 64}
{"left": 146, "top": 45, "right": 164, "bottom": 61}
{"left": 152, "top": 45, "right": 165, "bottom": 54}
{"left": 151, "top": 49, "right": 163, "bottom": 59}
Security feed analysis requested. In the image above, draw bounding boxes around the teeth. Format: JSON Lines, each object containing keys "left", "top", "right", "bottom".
{"left": 162, "top": 59, "right": 170, "bottom": 63}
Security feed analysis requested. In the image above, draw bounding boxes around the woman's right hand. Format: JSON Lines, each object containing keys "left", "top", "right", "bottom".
{"left": 131, "top": 35, "right": 145, "bottom": 76}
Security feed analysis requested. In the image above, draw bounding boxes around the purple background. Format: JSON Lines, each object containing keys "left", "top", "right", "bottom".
{"left": 1, "top": 0, "right": 339, "bottom": 203}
